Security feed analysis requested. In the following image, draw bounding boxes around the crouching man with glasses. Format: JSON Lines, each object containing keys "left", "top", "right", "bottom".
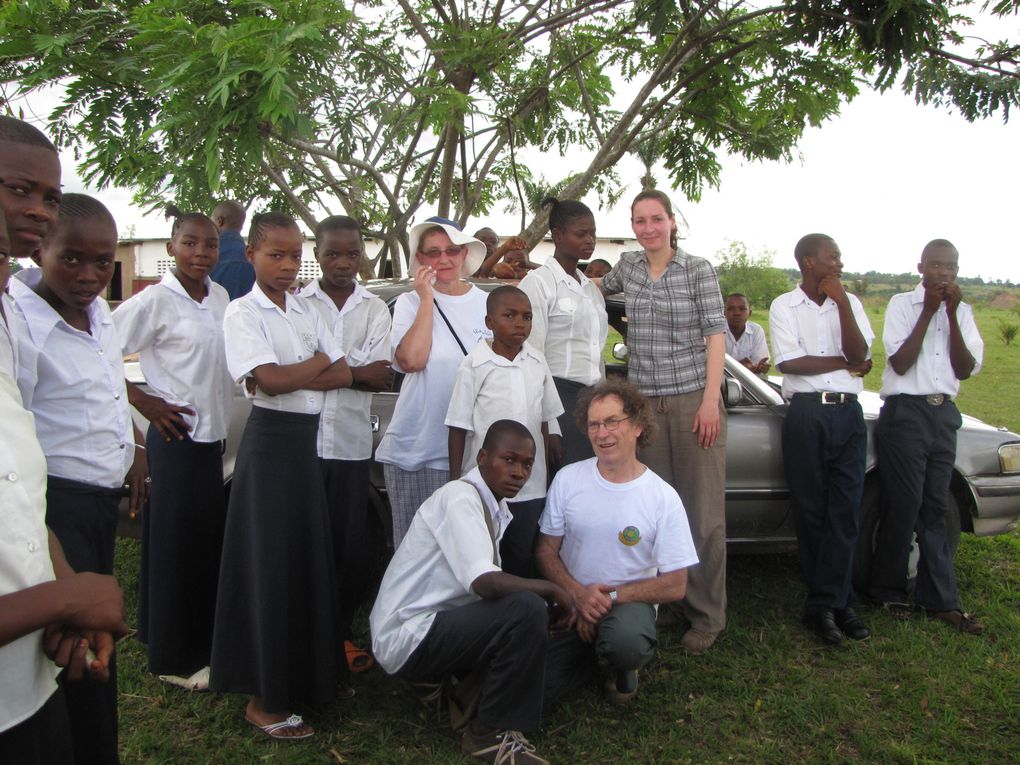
{"left": 537, "top": 379, "right": 698, "bottom": 706}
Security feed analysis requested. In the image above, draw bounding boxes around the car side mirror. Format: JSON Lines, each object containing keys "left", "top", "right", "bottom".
{"left": 612, "top": 342, "right": 629, "bottom": 361}
{"left": 722, "top": 377, "right": 743, "bottom": 407}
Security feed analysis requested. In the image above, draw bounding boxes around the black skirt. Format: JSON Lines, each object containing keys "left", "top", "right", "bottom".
{"left": 138, "top": 427, "right": 226, "bottom": 675}
{"left": 554, "top": 376, "right": 595, "bottom": 467}
{"left": 209, "top": 407, "right": 338, "bottom": 712}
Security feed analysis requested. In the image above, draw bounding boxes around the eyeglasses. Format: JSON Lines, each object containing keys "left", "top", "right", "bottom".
{"left": 586, "top": 416, "right": 631, "bottom": 433}
{"left": 419, "top": 246, "right": 464, "bottom": 258}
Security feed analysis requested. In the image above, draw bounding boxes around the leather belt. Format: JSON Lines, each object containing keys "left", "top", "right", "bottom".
{"left": 899, "top": 393, "right": 951, "bottom": 406}
{"left": 793, "top": 392, "right": 858, "bottom": 405}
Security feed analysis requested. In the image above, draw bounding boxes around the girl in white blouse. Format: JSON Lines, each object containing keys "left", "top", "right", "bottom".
{"left": 113, "top": 208, "right": 233, "bottom": 688}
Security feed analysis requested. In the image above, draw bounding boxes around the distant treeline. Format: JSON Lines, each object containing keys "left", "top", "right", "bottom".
{"left": 780, "top": 269, "right": 1015, "bottom": 289}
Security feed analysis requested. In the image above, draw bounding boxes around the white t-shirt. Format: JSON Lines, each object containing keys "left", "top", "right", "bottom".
{"left": 0, "top": 373, "right": 60, "bottom": 732}
{"left": 539, "top": 458, "right": 698, "bottom": 586}
{"left": 113, "top": 272, "right": 235, "bottom": 443}
{"left": 518, "top": 260, "right": 607, "bottom": 386}
{"left": 222, "top": 283, "right": 346, "bottom": 415}
{"left": 370, "top": 467, "right": 511, "bottom": 673}
{"left": 880, "top": 283, "right": 983, "bottom": 399}
{"left": 769, "top": 286, "right": 874, "bottom": 399}
{"left": 445, "top": 340, "right": 563, "bottom": 502}
{"left": 375, "top": 286, "right": 490, "bottom": 472}
{"left": 725, "top": 320, "right": 769, "bottom": 364}
{"left": 12, "top": 270, "right": 134, "bottom": 488}
{"left": 300, "top": 280, "right": 392, "bottom": 461}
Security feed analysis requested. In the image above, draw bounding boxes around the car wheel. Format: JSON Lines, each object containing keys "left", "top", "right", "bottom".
{"left": 853, "top": 477, "right": 962, "bottom": 598}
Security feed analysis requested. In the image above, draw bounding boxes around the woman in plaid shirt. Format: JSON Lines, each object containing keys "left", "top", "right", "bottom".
{"left": 601, "top": 189, "right": 728, "bottom": 656}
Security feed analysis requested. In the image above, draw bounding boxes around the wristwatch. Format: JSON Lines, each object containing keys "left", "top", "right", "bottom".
{"left": 608, "top": 589, "right": 618, "bottom": 604}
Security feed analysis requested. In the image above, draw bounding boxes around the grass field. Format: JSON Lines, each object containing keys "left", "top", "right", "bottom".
{"left": 116, "top": 300, "right": 1020, "bottom": 764}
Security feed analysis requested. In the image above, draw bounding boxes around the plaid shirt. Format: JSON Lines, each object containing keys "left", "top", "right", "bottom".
{"left": 602, "top": 248, "right": 726, "bottom": 396}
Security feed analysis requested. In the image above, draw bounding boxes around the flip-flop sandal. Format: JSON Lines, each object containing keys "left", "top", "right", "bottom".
{"left": 344, "top": 640, "right": 374, "bottom": 673}
{"left": 880, "top": 602, "right": 913, "bottom": 621}
{"left": 158, "top": 666, "right": 211, "bottom": 691}
{"left": 245, "top": 713, "right": 314, "bottom": 740}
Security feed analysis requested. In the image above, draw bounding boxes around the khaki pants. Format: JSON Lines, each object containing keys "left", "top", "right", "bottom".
{"left": 640, "top": 390, "right": 727, "bottom": 633}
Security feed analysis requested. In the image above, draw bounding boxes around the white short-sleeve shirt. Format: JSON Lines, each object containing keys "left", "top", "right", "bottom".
{"left": 299, "top": 279, "right": 392, "bottom": 461}
{"left": 518, "top": 260, "right": 607, "bottom": 386}
{"left": 540, "top": 458, "right": 698, "bottom": 587}
{"left": 12, "top": 270, "right": 134, "bottom": 488}
{"left": 0, "top": 373, "right": 60, "bottom": 733}
{"left": 222, "top": 283, "right": 346, "bottom": 415}
{"left": 725, "top": 320, "right": 769, "bottom": 364}
{"left": 768, "top": 286, "right": 874, "bottom": 399}
{"left": 375, "top": 286, "right": 490, "bottom": 472}
{"left": 880, "top": 283, "right": 983, "bottom": 399}
{"left": 445, "top": 340, "right": 563, "bottom": 502}
{"left": 113, "top": 272, "right": 234, "bottom": 443}
{"left": 0, "top": 292, "right": 23, "bottom": 384}
{"left": 369, "top": 467, "right": 511, "bottom": 673}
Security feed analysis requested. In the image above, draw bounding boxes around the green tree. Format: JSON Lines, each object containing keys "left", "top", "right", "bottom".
{"left": 716, "top": 241, "right": 791, "bottom": 310}
{"left": 1, "top": 0, "right": 1017, "bottom": 276}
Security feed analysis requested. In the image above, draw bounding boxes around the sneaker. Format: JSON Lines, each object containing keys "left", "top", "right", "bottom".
{"left": 680, "top": 628, "right": 719, "bottom": 655}
{"left": 461, "top": 728, "right": 549, "bottom": 765}
{"left": 604, "top": 670, "right": 639, "bottom": 705}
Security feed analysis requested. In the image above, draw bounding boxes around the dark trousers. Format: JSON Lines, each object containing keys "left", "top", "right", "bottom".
{"left": 501, "top": 498, "right": 546, "bottom": 579}
{"left": 552, "top": 377, "right": 594, "bottom": 468}
{"left": 320, "top": 458, "right": 372, "bottom": 647}
{"left": 868, "top": 395, "right": 962, "bottom": 611}
{"left": 0, "top": 688, "right": 73, "bottom": 765}
{"left": 543, "top": 602, "right": 657, "bottom": 710}
{"left": 395, "top": 592, "right": 549, "bottom": 732}
{"left": 782, "top": 395, "right": 866, "bottom": 613}
{"left": 45, "top": 477, "right": 121, "bottom": 765}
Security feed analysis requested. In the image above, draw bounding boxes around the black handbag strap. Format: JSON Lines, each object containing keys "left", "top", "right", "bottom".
{"left": 434, "top": 299, "right": 469, "bottom": 356}
{"left": 459, "top": 479, "right": 498, "bottom": 565}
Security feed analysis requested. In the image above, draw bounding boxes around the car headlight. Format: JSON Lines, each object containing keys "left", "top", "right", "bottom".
{"left": 1000, "top": 443, "right": 1020, "bottom": 474}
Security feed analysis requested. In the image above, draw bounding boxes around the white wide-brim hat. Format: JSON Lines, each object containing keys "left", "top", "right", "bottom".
{"left": 407, "top": 219, "right": 486, "bottom": 277}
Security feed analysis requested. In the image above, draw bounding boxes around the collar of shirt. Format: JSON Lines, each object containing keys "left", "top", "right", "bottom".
{"left": 470, "top": 338, "right": 541, "bottom": 368}
{"left": 160, "top": 270, "right": 216, "bottom": 308}
{"left": 547, "top": 257, "right": 592, "bottom": 293}
{"left": 789, "top": 284, "right": 838, "bottom": 314}
{"left": 250, "top": 281, "right": 308, "bottom": 317}
{"left": 460, "top": 465, "right": 512, "bottom": 529}
{"left": 299, "top": 278, "right": 371, "bottom": 319}
{"left": 12, "top": 269, "right": 112, "bottom": 349}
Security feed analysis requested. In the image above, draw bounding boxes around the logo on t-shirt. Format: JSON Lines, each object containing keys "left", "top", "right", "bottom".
{"left": 618, "top": 526, "right": 641, "bottom": 546}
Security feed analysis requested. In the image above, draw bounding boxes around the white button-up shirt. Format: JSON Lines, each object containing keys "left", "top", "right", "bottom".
{"left": 369, "top": 467, "right": 511, "bottom": 673}
{"left": 725, "top": 320, "right": 769, "bottom": 364}
{"left": 769, "top": 286, "right": 874, "bottom": 399}
{"left": 0, "top": 373, "right": 60, "bottom": 732}
{"left": 880, "top": 283, "right": 983, "bottom": 399}
{"left": 445, "top": 340, "right": 563, "bottom": 502}
{"left": 299, "top": 279, "right": 392, "bottom": 461}
{"left": 0, "top": 292, "right": 23, "bottom": 383}
{"left": 518, "top": 259, "right": 607, "bottom": 386}
{"left": 222, "top": 283, "right": 345, "bottom": 415}
{"left": 113, "top": 272, "right": 235, "bottom": 443}
{"left": 12, "top": 270, "right": 134, "bottom": 488}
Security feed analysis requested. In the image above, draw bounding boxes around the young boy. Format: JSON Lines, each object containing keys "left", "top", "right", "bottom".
{"left": 769, "top": 234, "right": 874, "bottom": 647}
{"left": 724, "top": 293, "right": 770, "bottom": 375}
{"left": 299, "top": 215, "right": 393, "bottom": 671}
{"left": 370, "top": 420, "right": 572, "bottom": 765}
{"left": 867, "top": 240, "right": 984, "bottom": 634}
{"left": 13, "top": 194, "right": 144, "bottom": 765}
{"left": 0, "top": 116, "right": 62, "bottom": 383}
{"left": 0, "top": 370, "right": 128, "bottom": 764}
{"left": 583, "top": 258, "right": 611, "bottom": 279}
{"left": 446, "top": 286, "right": 563, "bottom": 577}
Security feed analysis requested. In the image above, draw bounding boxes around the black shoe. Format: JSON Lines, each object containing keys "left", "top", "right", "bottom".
{"left": 835, "top": 607, "right": 871, "bottom": 640}
{"left": 803, "top": 609, "right": 844, "bottom": 645}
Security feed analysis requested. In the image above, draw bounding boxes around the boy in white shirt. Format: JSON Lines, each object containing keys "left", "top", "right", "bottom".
{"left": 446, "top": 286, "right": 563, "bottom": 577}
{"left": 724, "top": 293, "right": 770, "bottom": 375}
{"left": 299, "top": 215, "right": 393, "bottom": 670}
{"left": 866, "top": 240, "right": 984, "bottom": 634}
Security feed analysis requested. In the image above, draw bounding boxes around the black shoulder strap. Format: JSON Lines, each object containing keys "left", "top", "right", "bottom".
{"left": 434, "top": 299, "right": 469, "bottom": 356}
{"left": 459, "top": 479, "right": 498, "bottom": 565}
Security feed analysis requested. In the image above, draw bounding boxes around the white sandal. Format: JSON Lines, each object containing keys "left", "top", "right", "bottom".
{"left": 245, "top": 713, "right": 314, "bottom": 740}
